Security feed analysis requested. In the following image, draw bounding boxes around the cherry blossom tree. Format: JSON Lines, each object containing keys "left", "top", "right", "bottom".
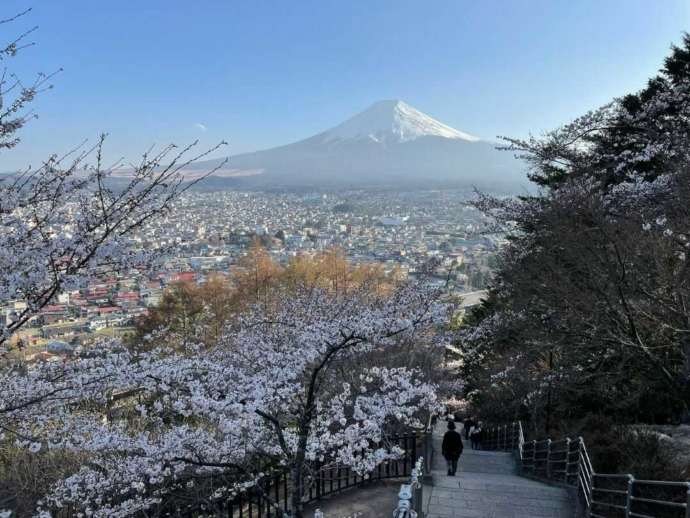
{"left": 0, "top": 8, "right": 42, "bottom": 152}
{"left": 0, "top": 10, "right": 227, "bottom": 514}
{"left": 18, "top": 281, "right": 446, "bottom": 517}
{"left": 0, "top": 136, "right": 228, "bottom": 347}
{"left": 0, "top": 10, "right": 449, "bottom": 516}
{"left": 0, "top": 10, "right": 227, "bottom": 348}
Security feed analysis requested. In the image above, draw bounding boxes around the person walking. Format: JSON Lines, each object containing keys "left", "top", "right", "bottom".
{"left": 470, "top": 421, "right": 483, "bottom": 450}
{"left": 463, "top": 416, "right": 474, "bottom": 441}
{"left": 441, "top": 420, "right": 463, "bottom": 476}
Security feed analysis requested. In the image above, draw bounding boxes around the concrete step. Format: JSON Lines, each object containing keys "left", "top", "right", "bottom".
{"left": 456, "top": 461, "right": 516, "bottom": 475}
{"left": 457, "top": 451, "right": 516, "bottom": 475}
{"left": 432, "top": 442, "right": 516, "bottom": 475}
{"left": 427, "top": 472, "right": 574, "bottom": 518}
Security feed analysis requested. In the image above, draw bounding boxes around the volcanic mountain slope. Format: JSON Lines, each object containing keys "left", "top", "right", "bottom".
{"left": 187, "top": 100, "right": 525, "bottom": 191}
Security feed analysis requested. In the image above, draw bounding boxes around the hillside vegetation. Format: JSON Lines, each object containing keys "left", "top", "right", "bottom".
{"left": 459, "top": 37, "right": 690, "bottom": 471}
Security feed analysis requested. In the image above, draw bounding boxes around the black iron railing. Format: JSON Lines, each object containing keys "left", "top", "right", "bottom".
{"left": 224, "top": 432, "right": 421, "bottom": 518}
{"left": 482, "top": 422, "right": 690, "bottom": 518}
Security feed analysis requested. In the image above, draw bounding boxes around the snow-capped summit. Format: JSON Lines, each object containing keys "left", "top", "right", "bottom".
{"left": 321, "top": 100, "right": 480, "bottom": 144}
{"left": 184, "top": 99, "right": 524, "bottom": 191}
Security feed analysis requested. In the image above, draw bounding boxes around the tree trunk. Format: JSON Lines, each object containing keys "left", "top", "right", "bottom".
{"left": 291, "top": 430, "right": 309, "bottom": 518}
{"left": 290, "top": 466, "right": 303, "bottom": 518}
{"left": 545, "top": 350, "right": 553, "bottom": 434}
{"left": 291, "top": 461, "right": 304, "bottom": 518}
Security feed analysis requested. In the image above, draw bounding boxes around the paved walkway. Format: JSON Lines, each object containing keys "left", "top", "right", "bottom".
{"left": 304, "top": 480, "right": 400, "bottom": 517}
{"left": 424, "top": 421, "right": 574, "bottom": 518}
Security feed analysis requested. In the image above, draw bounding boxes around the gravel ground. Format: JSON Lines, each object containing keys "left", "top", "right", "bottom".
{"left": 303, "top": 480, "right": 403, "bottom": 518}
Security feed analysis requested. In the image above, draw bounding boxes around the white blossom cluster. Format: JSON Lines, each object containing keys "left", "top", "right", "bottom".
{"left": 2, "top": 282, "right": 446, "bottom": 516}
{"left": 0, "top": 133, "right": 227, "bottom": 351}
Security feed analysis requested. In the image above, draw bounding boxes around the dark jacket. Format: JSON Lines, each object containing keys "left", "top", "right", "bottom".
{"left": 442, "top": 430, "right": 464, "bottom": 460}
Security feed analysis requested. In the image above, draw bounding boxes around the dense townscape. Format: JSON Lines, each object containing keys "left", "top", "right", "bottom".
{"left": 2, "top": 189, "right": 499, "bottom": 358}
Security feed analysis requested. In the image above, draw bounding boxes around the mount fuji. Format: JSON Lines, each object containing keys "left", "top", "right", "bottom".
{"left": 187, "top": 100, "right": 525, "bottom": 191}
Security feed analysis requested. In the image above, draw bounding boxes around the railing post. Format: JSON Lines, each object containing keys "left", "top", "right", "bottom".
{"left": 625, "top": 474, "right": 634, "bottom": 518}
{"left": 415, "top": 485, "right": 423, "bottom": 517}
{"left": 423, "top": 431, "right": 433, "bottom": 483}
{"left": 395, "top": 461, "right": 423, "bottom": 518}
{"left": 469, "top": 423, "right": 690, "bottom": 518}
{"left": 545, "top": 439, "right": 552, "bottom": 479}
{"left": 577, "top": 436, "right": 592, "bottom": 515}
{"left": 413, "top": 478, "right": 423, "bottom": 518}
{"left": 564, "top": 438, "right": 571, "bottom": 483}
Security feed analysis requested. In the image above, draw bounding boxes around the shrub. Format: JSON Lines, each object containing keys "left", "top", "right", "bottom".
{"left": 0, "top": 443, "right": 86, "bottom": 517}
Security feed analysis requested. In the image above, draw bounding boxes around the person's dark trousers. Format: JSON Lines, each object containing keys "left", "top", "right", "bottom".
{"left": 446, "top": 458, "right": 458, "bottom": 476}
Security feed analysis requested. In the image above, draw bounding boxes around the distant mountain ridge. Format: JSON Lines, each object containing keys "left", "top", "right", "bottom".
{"left": 184, "top": 100, "right": 525, "bottom": 191}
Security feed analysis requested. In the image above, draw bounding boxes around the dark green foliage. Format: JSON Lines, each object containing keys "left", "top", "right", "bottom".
{"left": 569, "top": 415, "right": 687, "bottom": 481}
{"left": 461, "top": 35, "right": 690, "bottom": 442}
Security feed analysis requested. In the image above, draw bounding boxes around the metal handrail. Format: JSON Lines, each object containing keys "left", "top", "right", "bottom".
{"left": 392, "top": 457, "right": 424, "bottom": 518}
{"left": 481, "top": 422, "right": 690, "bottom": 518}
{"left": 221, "top": 432, "right": 419, "bottom": 517}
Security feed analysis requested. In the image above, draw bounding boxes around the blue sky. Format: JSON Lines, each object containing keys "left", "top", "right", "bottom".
{"left": 2, "top": 0, "right": 689, "bottom": 169}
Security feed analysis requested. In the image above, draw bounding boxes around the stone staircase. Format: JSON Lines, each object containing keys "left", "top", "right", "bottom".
{"left": 456, "top": 449, "right": 516, "bottom": 476}
{"left": 424, "top": 421, "right": 574, "bottom": 518}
